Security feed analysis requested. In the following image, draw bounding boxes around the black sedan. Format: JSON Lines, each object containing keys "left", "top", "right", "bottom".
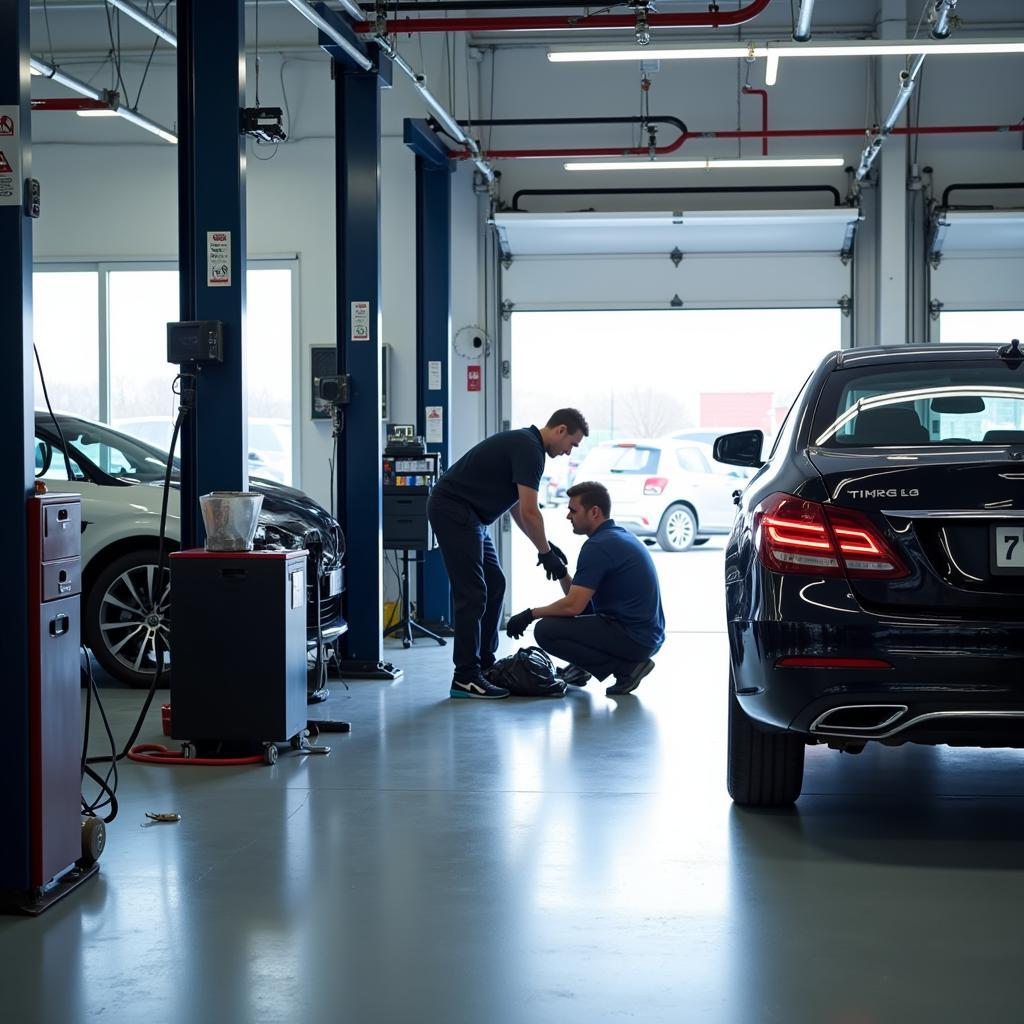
{"left": 34, "top": 412, "right": 346, "bottom": 690}
{"left": 714, "top": 341, "right": 1024, "bottom": 806}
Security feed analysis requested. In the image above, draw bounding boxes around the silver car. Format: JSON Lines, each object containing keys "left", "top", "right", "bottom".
{"left": 572, "top": 438, "right": 750, "bottom": 551}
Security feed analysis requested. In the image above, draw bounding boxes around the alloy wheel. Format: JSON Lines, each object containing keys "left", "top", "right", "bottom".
{"left": 97, "top": 562, "right": 171, "bottom": 677}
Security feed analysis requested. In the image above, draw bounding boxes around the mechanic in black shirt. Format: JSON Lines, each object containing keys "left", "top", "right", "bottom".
{"left": 428, "top": 408, "right": 589, "bottom": 699}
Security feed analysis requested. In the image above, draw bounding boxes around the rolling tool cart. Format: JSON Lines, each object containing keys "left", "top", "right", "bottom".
{"left": 169, "top": 549, "right": 321, "bottom": 763}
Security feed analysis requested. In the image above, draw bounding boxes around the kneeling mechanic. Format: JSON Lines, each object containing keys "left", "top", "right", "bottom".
{"left": 506, "top": 480, "right": 665, "bottom": 696}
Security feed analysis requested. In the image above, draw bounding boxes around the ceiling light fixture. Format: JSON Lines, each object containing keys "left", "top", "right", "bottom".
{"left": 547, "top": 37, "right": 1024, "bottom": 64}
{"left": 564, "top": 157, "right": 846, "bottom": 171}
{"left": 30, "top": 57, "right": 177, "bottom": 143}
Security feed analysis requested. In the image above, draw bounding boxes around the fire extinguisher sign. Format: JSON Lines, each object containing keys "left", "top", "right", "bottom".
{"left": 467, "top": 366, "right": 481, "bottom": 392}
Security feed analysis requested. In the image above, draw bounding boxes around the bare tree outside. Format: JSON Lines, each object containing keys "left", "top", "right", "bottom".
{"left": 617, "top": 387, "right": 693, "bottom": 438}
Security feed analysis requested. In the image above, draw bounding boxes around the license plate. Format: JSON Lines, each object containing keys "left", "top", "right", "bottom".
{"left": 992, "top": 526, "right": 1024, "bottom": 574}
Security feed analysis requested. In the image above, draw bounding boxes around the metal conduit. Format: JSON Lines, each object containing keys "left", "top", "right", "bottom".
{"left": 354, "top": 0, "right": 772, "bottom": 35}
{"left": 793, "top": 0, "right": 816, "bottom": 42}
{"left": 856, "top": 51, "right": 926, "bottom": 181}
{"left": 106, "top": 0, "right": 177, "bottom": 45}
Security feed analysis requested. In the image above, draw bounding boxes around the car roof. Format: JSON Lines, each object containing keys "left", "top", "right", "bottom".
{"left": 834, "top": 343, "right": 1013, "bottom": 368}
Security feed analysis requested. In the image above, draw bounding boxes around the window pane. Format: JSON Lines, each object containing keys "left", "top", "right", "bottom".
{"left": 940, "top": 310, "right": 1024, "bottom": 344}
{"left": 245, "top": 267, "right": 294, "bottom": 485}
{"left": 33, "top": 271, "right": 99, "bottom": 418}
{"left": 109, "top": 270, "right": 180, "bottom": 438}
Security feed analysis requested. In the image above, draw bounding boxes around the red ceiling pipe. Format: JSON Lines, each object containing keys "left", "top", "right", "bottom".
{"left": 31, "top": 98, "right": 112, "bottom": 112}
{"left": 454, "top": 123, "right": 1024, "bottom": 160}
{"left": 356, "top": 0, "right": 771, "bottom": 34}
{"left": 742, "top": 86, "right": 769, "bottom": 155}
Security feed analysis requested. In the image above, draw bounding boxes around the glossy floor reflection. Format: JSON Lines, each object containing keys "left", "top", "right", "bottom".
{"left": 3, "top": 626, "right": 1024, "bottom": 1022}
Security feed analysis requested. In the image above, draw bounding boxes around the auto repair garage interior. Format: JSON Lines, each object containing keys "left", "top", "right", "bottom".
{"left": 2, "top": 0, "right": 1024, "bottom": 1019}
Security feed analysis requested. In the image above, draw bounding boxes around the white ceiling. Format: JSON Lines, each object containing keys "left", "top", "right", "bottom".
{"left": 491, "top": 208, "right": 862, "bottom": 257}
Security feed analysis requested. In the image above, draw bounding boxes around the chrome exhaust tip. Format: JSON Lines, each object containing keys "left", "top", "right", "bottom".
{"left": 810, "top": 704, "right": 908, "bottom": 734}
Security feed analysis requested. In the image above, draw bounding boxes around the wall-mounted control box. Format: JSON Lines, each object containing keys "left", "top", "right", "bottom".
{"left": 166, "top": 320, "right": 225, "bottom": 365}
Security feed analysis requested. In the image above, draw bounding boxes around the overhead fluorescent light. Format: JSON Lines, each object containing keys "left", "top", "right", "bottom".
{"left": 30, "top": 66, "right": 42, "bottom": 76}
{"left": 76, "top": 109, "right": 119, "bottom": 118}
{"left": 564, "top": 157, "right": 845, "bottom": 172}
{"left": 765, "top": 52, "right": 780, "bottom": 86}
{"left": 547, "top": 37, "right": 1024, "bottom": 63}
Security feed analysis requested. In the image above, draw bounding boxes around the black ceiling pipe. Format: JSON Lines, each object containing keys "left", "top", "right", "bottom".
{"left": 459, "top": 115, "right": 689, "bottom": 135}
{"left": 509, "top": 184, "right": 844, "bottom": 212}
{"left": 941, "top": 181, "right": 1024, "bottom": 207}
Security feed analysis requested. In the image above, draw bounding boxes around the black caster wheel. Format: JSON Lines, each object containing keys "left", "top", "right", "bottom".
{"left": 306, "top": 722, "right": 320, "bottom": 742}
{"left": 264, "top": 743, "right": 279, "bottom": 766}
{"left": 290, "top": 732, "right": 306, "bottom": 751}
{"left": 80, "top": 817, "right": 106, "bottom": 865}
{"left": 181, "top": 742, "right": 195, "bottom": 760}
{"left": 402, "top": 640, "right": 411, "bottom": 649}
{"left": 438, "top": 639, "right": 447, "bottom": 647}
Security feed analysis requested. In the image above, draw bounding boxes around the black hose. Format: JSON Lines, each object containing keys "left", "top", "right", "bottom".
{"left": 940, "top": 181, "right": 1024, "bottom": 208}
{"left": 510, "top": 184, "right": 844, "bottom": 212}
{"left": 459, "top": 114, "right": 689, "bottom": 135}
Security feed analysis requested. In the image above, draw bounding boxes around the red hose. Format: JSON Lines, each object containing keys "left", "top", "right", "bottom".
{"left": 128, "top": 743, "right": 265, "bottom": 766}
{"left": 357, "top": 0, "right": 772, "bottom": 35}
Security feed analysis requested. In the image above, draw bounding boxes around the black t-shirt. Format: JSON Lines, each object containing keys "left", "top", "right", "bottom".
{"left": 432, "top": 426, "right": 545, "bottom": 525}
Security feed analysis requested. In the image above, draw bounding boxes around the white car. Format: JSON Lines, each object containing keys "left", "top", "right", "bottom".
{"left": 34, "top": 412, "right": 344, "bottom": 688}
{"left": 572, "top": 437, "right": 751, "bottom": 551}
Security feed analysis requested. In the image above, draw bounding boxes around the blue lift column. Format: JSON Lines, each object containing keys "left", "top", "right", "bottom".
{"left": 0, "top": 0, "right": 35, "bottom": 896}
{"left": 176, "top": 1, "right": 248, "bottom": 547}
{"left": 322, "top": 11, "right": 400, "bottom": 678}
{"left": 404, "top": 119, "right": 454, "bottom": 630}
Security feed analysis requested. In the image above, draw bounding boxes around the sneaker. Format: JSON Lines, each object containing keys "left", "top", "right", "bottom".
{"left": 450, "top": 676, "right": 510, "bottom": 700}
{"left": 605, "top": 659, "right": 655, "bottom": 696}
{"left": 557, "top": 664, "right": 592, "bottom": 687}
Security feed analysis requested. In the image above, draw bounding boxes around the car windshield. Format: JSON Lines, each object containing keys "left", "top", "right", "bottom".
{"left": 811, "top": 364, "right": 1024, "bottom": 447}
{"left": 44, "top": 417, "right": 177, "bottom": 482}
{"left": 578, "top": 445, "right": 660, "bottom": 475}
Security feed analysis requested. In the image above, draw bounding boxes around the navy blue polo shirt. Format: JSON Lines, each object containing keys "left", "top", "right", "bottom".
{"left": 432, "top": 425, "right": 545, "bottom": 526}
{"left": 572, "top": 520, "right": 665, "bottom": 652}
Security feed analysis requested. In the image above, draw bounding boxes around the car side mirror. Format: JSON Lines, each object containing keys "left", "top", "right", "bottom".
{"left": 714, "top": 430, "right": 765, "bottom": 469}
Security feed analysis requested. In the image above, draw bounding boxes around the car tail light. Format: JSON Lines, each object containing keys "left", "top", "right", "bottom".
{"left": 644, "top": 476, "right": 668, "bottom": 496}
{"left": 753, "top": 493, "right": 909, "bottom": 579}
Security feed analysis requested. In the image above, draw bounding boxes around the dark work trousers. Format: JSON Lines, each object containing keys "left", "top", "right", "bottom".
{"left": 534, "top": 614, "right": 654, "bottom": 681}
{"left": 427, "top": 494, "right": 506, "bottom": 682}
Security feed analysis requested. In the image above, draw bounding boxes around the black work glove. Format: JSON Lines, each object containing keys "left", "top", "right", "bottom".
{"left": 506, "top": 608, "right": 534, "bottom": 640}
{"left": 537, "top": 543, "right": 569, "bottom": 581}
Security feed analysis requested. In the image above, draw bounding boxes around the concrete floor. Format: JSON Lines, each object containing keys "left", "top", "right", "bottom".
{"left": 4, "top": 551, "right": 1024, "bottom": 1021}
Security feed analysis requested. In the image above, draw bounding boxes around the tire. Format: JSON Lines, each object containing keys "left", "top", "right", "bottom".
{"left": 656, "top": 504, "right": 697, "bottom": 552}
{"left": 86, "top": 548, "right": 171, "bottom": 689}
{"left": 727, "top": 681, "right": 805, "bottom": 806}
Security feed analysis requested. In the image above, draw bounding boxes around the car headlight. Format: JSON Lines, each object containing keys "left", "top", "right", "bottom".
{"left": 253, "top": 523, "right": 307, "bottom": 551}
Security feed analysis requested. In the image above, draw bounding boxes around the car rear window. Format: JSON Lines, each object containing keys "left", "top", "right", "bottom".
{"left": 578, "top": 445, "right": 660, "bottom": 475}
{"left": 811, "top": 361, "right": 1024, "bottom": 447}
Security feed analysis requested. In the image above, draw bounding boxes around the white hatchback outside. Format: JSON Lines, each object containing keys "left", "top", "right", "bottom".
{"left": 572, "top": 438, "right": 751, "bottom": 551}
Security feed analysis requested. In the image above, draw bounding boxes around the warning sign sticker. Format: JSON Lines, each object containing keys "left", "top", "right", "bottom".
{"left": 207, "top": 230, "right": 231, "bottom": 287}
{"left": 0, "top": 106, "right": 20, "bottom": 207}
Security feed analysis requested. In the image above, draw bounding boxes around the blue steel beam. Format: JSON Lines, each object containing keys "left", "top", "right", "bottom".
{"left": 0, "top": 0, "right": 34, "bottom": 895}
{"left": 176, "top": 1, "right": 248, "bottom": 548}
{"left": 335, "top": 65, "right": 394, "bottom": 675}
{"left": 405, "top": 119, "right": 454, "bottom": 625}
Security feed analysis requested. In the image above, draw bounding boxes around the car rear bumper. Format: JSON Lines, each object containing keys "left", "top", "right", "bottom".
{"left": 731, "top": 616, "right": 1024, "bottom": 743}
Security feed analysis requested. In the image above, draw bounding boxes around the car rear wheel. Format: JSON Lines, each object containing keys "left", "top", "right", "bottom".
{"left": 727, "top": 680, "right": 805, "bottom": 806}
{"left": 86, "top": 549, "right": 171, "bottom": 689}
{"left": 656, "top": 504, "right": 697, "bottom": 552}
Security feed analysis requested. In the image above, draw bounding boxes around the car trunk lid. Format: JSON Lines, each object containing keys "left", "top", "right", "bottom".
{"left": 807, "top": 446, "right": 1024, "bottom": 616}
